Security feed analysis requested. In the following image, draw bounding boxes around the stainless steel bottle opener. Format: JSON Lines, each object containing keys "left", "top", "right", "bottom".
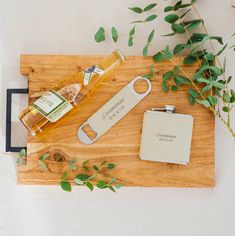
{"left": 77, "top": 76, "right": 152, "bottom": 144}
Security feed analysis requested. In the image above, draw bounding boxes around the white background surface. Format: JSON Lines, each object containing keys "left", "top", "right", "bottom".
{"left": 0, "top": 0, "right": 235, "bottom": 235}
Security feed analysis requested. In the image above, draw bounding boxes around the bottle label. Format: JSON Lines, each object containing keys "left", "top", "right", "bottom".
{"left": 33, "top": 90, "right": 73, "bottom": 123}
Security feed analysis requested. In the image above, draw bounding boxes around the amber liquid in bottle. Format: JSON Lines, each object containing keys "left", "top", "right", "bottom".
{"left": 19, "top": 50, "right": 125, "bottom": 136}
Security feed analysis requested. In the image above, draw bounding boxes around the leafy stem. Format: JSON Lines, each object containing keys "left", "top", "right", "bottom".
{"left": 18, "top": 149, "right": 122, "bottom": 192}
{"left": 156, "top": 48, "right": 213, "bottom": 111}
{"left": 153, "top": 0, "right": 235, "bottom": 137}
{"left": 190, "top": 1, "right": 234, "bottom": 136}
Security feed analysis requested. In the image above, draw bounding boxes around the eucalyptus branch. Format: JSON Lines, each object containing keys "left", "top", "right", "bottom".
{"left": 152, "top": 0, "right": 235, "bottom": 137}
{"left": 191, "top": 2, "right": 231, "bottom": 97}
{"left": 154, "top": 48, "right": 214, "bottom": 112}
{"left": 18, "top": 150, "right": 122, "bottom": 192}
{"left": 191, "top": 3, "right": 234, "bottom": 134}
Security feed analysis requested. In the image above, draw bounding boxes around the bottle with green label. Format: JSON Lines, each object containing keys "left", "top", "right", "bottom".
{"left": 19, "top": 50, "right": 125, "bottom": 136}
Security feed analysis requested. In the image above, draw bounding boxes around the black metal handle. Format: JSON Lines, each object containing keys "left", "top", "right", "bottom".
{"left": 6, "top": 88, "right": 28, "bottom": 152}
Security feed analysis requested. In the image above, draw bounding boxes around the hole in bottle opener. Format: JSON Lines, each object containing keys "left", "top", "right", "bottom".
{"left": 77, "top": 76, "right": 152, "bottom": 144}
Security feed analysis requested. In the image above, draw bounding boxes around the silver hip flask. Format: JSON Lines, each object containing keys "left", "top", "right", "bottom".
{"left": 139, "top": 105, "right": 194, "bottom": 165}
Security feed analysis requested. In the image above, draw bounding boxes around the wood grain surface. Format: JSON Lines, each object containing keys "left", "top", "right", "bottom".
{"left": 18, "top": 54, "right": 215, "bottom": 187}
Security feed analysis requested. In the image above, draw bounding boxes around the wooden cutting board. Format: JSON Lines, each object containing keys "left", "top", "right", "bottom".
{"left": 18, "top": 55, "right": 215, "bottom": 187}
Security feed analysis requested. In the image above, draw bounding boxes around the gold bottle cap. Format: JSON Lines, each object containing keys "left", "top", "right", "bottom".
{"left": 114, "top": 49, "right": 125, "bottom": 62}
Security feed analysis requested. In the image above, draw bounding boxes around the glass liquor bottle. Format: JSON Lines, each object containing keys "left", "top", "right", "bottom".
{"left": 19, "top": 49, "right": 125, "bottom": 136}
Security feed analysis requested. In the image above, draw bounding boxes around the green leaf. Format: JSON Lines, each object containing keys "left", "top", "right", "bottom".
{"left": 108, "top": 163, "right": 116, "bottom": 169}
{"left": 94, "top": 27, "right": 105, "bottom": 42}
{"left": 188, "top": 95, "right": 196, "bottom": 105}
{"left": 153, "top": 51, "right": 165, "bottom": 62}
{"left": 196, "top": 77, "right": 210, "bottom": 84}
{"left": 174, "top": 1, "right": 183, "bottom": 10}
{"left": 171, "top": 85, "right": 178, "bottom": 91}
{"left": 201, "top": 35, "right": 223, "bottom": 45}
{"left": 215, "top": 89, "right": 221, "bottom": 97}
{"left": 18, "top": 149, "right": 26, "bottom": 158}
{"left": 195, "top": 50, "right": 208, "bottom": 58}
{"left": 224, "top": 76, "right": 232, "bottom": 84}
{"left": 97, "top": 180, "right": 107, "bottom": 189}
{"left": 149, "top": 64, "right": 155, "bottom": 74}
{"left": 82, "top": 160, "right": 89, "bottom": 166}
{"left": 131, "top": 20, "right": 143, "bottom": 24}
{"left": 148, "top": 29, "right": 155, "bottom": 43}
{"left": 164, "top": 14, "right": 179, "bottom": 23}
{"left": 128, "top": 37, "right": 134, "bottom": 47}
{"left": 143, "top": 65, "right": 155, "bottom": 79}
{"left": 204, "top": 53, "right": 215, "bottom": 61}
{"left": 201, "top": 84, "right": 212, "bottom": 94}
{"left": 129, "top": 26, "right": 136, "bottom": 36}
{"left": 143, "top": 74, "right": 153, "bottom": 79}
{"left": 76, "top": 174, "right": 89, "bottom": 181}
{"left": 217, "top": 44, "right": 228, "bottom": 56}
{"left": 175, "top": 75, "right": 191, "bottom": 85}
{"left": 164, "top": 6, "right": 174, "bottom": 12}
{"left": 38, "top": 160, "right": 47, "bottom": 171}
{"left": 183, "top": 55, "right": 196, "bottom": 64}
{"left": 174, "top": 1, "right": 192, "bottom": 10}
{"left": 39, "top": 153, "right": 49, "bottom": 160}
{"left": 223, "top": 57, "right": 226, "bottom": 73}
{"left": 188, "top": 33, "right": 207, "bottom": 43}
{"left": 74, "top": 178, "right": 84, "bottom": 185}
{"left": 93, "top": 165, "right": 99, "bottom": 171}
{"left": 143, "top": 45, "right": 149, "bottom": 57}
{"left": 108, "top": 185, "right": 116, "bottom": 192}
{"left": 86, "top": 181, "right": 94, "bottom": 191}
{"left": 197, "top": 99, "right": 211, "bottom": 108}
{"left": 111, "top": 27, "right": 118, "bottom": 42}
{"left": 173, "top": 44, "right": 188, "bottom": 54}
{"left": 165, "top": 46, "right": 173, "bottom": 59}
{"left": 211, "top": 81, "right": 224, "bottom": 90}
{"left": 61, "top": 172, "right": 67, "bottom": 181}
{"left": 186, "top": 19, "right": 203, "bottom": 32}
{"left": 207, "top": 95, "right": 217, "bottom": 106}
{"left": 144, "top": 3, "right": 157, "bottom": 12}
{"left": 231, "top": 89, "right": 235, "bottom": 102}
{"left": 222, "top": 92, "right": 230, "bottom": 103}
{"left": 188, "top": 89, "right": 200, "bottom": 97}
{"left": 222, "top": 106, "right": 229, "bottom": 112}
{"left": 195, "top": 66, "right": 222, "bottom": 78}
{"left": 173, "top": 66, "right": 180, "bottom": 75}
{"left": 69, "top": 159, "right": 77, "bottom": 170}
{"left": 82, "top": 160, "right": 89, "bottom": 170}
{"left": 142, "top": 30, "right": 155, "bottom": 57}
{"left": 108, "top": 178, "right": 116, "bottom": 185}
{"left": 17, "top": 157, "right": 25, "bottom": 165}
{"left": 163, "top": 71, "right": 173, "bottom": 81}
{"left": 60, "top": 181, "right": 71, "bottom": 192}
{"left": 171, "top": 23, "right": 185, "bottom": 34}
{"left": 87, "top": 173, "right": 98, "bottom": 180}
{"left": 100, "top": 160, "right": 107, "bottom": 166}
{"left": 145, "top": 14, "right": 157, "bottom": 22}
{"left": 161, "top": 32, "right": 176, "bottom": 37}
{"left": 129, "top": 7, "right": 143, "bottom": 14}
{"left": 162, "top": 81, "right": 169, "bottom": 92}
{"left": 115, "top": 184, "right": 122, "bottom": 189}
